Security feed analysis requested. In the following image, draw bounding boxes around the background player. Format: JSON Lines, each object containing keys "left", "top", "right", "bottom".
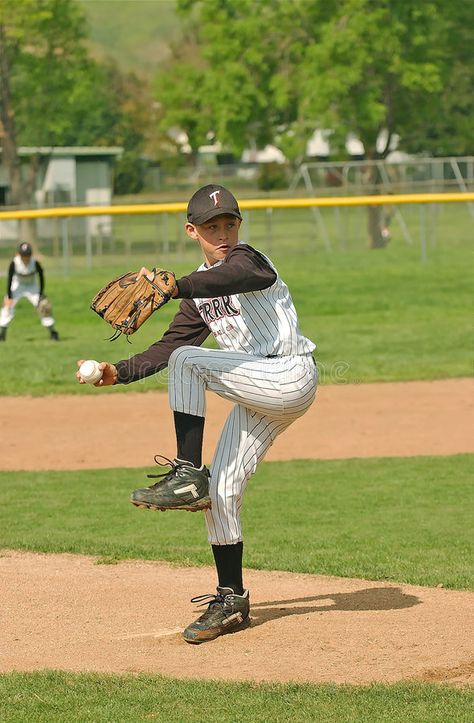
{"left": 0, "top": 242, "right": 59, "bottom": 341}
{"left": 76, "top": 184, "right": 317, "bottom": 643}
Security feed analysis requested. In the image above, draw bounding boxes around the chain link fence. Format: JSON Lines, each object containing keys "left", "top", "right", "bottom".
{"left": 0, "top": 156, "right": 472, "bottom": 274}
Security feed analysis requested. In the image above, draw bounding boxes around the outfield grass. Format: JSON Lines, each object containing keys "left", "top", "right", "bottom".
{"left": 2, "top": 455, "right": 472, "bottom": 590}
{"left": 0, "top": 222, "right": 471, "bottom": 394}
{"left": 0, "top": 672, "right": 472, "bottom": 723}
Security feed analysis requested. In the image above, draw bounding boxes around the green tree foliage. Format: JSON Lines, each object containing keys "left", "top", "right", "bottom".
{"left": 6, "top": 1, "right": 117, "bottom": 147}
{"left": 297, "top": 0, "right": 473, "bottom": 244}
{"left": 171, "top": 0, "right": 472, "bottom": 161}
{"left": 156, "top": 0, "right": 306, "bottom": 157}
{"left": 299, "top": 0, "right": 473, "bottom": 160}
{"left": 164, "top": 0, "right": 472, "bottom": 245}
{"left": 0, "top": 0, "right": 148, "bottom": 204}
{"left": 1, "top": 0, "right": 86, "bottom": 207}
{"left": 400, "top": 1, "right": 473, "bottom": 156}
{"left": 154, "top": 61, "right": 213, "bottom": 162}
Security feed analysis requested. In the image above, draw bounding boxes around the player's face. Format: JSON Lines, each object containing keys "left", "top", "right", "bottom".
{"left": 185, "top": 214, "right": 241, "bottom": 266}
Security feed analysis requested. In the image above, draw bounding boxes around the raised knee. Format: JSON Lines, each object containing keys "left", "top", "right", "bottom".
{"left": 168, "top": 345, "right": 196, "bottom": 370}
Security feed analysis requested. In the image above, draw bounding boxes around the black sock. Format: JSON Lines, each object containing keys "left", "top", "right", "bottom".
{"left": 212, "top": 542, "right": 244, "bottom": 595}
{"left": 173, "top": 411, "right": 205, "bottom": 468}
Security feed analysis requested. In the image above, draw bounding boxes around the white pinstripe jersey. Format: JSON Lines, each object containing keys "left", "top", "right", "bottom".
{"left": 192, "top": 253, "right": 315, "bottom": 358}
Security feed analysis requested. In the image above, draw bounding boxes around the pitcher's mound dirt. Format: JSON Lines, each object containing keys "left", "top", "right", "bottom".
{"left": 1, "top": 378, "right": 473, "bottom": 471}
{"left": 1, "top": 551, "right": 473, "bottom": 685}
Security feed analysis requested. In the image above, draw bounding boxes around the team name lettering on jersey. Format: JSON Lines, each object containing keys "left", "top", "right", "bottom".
{"left": 193, "top": 248, "right": 316, "bottom": 357}
{"left": 198, "top": 295, "right": 240, "bottom": 324}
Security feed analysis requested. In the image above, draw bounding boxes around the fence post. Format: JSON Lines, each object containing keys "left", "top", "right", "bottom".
{"left": 85, "top": 220, "right": 92, "bottom": 269}
{"left": 430, "top": 203, "right": 437, "bottom": 248}
{"left": 419, "top": 205, "right": 427, "bottom": 263}
{"left": 242, "top": 210, "right": 250, "bottom": 244}
{"left": 449, "top": 158, "right": 474, "bottom": 217}
{"left": 265, "top": 206, "right": 273, "bottom": 252}
{"left": 163, "top": 213, "right": 169, "bottom": 254}
{"left": 61, "top": 217, "right": 70, "bottom": 278}
{"left": 334, "top": 205, "right": 344, "bottom": 250}
{"left": 179, "top": 213, "right": 187, "bottom": 256}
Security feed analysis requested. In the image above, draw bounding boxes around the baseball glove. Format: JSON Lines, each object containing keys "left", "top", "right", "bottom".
{"left": 90, "top": 268, "right": 176, "bottom": 339}
{"left": 37, "top": 296, "right": 53, "bottom": 318}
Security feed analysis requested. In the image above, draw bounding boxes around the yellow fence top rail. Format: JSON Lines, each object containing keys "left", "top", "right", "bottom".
{"left": 0, "top": 192, "right": 473, "bottom": 221}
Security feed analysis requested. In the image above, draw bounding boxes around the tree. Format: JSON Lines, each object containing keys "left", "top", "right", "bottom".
{"left": 0, "top": 0, "right": 143, "bottom": 219}
{"left": 399, "top": 1, "right": 474, "bottom": 157}
{"left": 154, "top": 61, "right": 213, "bottom": 165}
{"left": 165, "top": 0, "right": 471, "bottom": 247}
{"left": 103, "top": 62, "right": 159, "bottom": 195}
{"left": 1, "top": 0, "right": 87, "bottom": 213}
{"left": 156, "top": 0, "right": 304, "bottom": 158}
{"left": 297, "top": 0, "right": 472, "bottom": 246}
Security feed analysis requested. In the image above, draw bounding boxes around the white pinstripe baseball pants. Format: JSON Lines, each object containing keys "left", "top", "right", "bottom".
{"left": 168, "top": 346, "right": 317, "bottom": 545}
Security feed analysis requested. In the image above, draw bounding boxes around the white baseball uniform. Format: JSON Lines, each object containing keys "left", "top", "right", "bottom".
{"left": 0, "top": 254, "right": 55, "bottom": 328}
{"left": 115, "top": 243, "right": 317, "bottom": 545}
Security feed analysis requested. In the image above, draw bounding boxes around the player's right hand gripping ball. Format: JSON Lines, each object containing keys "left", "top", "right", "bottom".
{"left": 91, "top": 268, "right": 176, "bottom": 339}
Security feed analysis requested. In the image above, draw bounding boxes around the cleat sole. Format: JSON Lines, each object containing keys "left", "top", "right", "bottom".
{"left": 130, "top": 497, "right": 211, "bottom": 512}
{"left": 183, "top": 616, "right": 251, "bottom": 644}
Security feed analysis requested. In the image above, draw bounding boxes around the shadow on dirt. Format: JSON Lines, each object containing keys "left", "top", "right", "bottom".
{"left": 251, "top": 587, "right": 421, "bottom": 628}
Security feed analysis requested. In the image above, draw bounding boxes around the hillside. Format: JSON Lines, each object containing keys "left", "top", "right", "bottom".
{"left": 78, "top": 0, "right": 181, "bottom": 75}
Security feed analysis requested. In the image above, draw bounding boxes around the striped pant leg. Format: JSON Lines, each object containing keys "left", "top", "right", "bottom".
{"left": 168, "top": 346, "right": 317, "bottom": 544}
{"left": 204, "top": 404, "right": 294, "bottom": 545}
{"left": 167, "top": 346, "right": 210, "bottom": 418}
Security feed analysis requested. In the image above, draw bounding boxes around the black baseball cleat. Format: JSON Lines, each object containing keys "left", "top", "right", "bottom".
{"left": 0, "top": 326, "right": 6, "bottom": 342}
{"left": 49, "top": 328, "right": 59, "bottom": 341}
{"left": 130, "top": 455, "right": 211, "bottom": 511}
{"left": 182, "top": 587, "right": 250, "bottom": 644}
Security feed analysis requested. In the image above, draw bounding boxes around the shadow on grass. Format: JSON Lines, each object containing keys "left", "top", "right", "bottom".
{"left": 251, "top": 587, "right": 421, "bottom": 628}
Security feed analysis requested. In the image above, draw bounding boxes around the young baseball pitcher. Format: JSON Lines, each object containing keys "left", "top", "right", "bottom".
{"left": 77, "top": 184, "right": 317, "bottom": 643}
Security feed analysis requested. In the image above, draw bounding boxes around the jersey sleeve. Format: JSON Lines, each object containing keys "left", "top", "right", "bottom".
{"left": 35, "top": 261, "right": 45, "bottom": 296}
{"left": 6, "top": 261, "right": 14, "bottom": 298}
{"left": 114, "top": 298, "right": 210, "bottom": 384}
{"left": 175, "top": 244, "right": 277, "bottom": 299}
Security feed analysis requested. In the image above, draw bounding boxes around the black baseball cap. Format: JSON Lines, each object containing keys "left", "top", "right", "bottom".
{"left": 18, "top": 242, "right": 32, "bottom": 256}
{"left": 187, "top": 184, "right": 242, "bottom": 225}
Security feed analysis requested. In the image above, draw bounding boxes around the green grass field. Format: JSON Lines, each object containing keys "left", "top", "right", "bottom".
{"left": 0, "top": 672, "right": 472, "bottom": 723}
{"left": 0, "top": 207, "right": 471, "bottom": 394}
{"left": 1, "top": 455, "right": 472, "bottom": 590}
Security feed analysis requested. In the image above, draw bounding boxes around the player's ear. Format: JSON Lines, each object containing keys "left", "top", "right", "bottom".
{"left": 185, "top": 222, "right": 199, "bottom": 240}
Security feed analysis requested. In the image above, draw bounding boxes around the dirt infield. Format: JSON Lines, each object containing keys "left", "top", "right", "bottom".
{"left": 1, "top": 378, "right": 473, "bottom": 684}
{"left": 1, "top": 551, "right": 473, "bottom": 685}
{"left": 1, "top": 378, "right": 473, "bottom": 470}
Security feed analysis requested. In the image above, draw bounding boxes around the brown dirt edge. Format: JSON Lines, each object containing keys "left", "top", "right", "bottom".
{"left": 1, "top": 550, "right": 473, "bottom": 686}
{"left": 1, "top": 378, "right": 473, "bottom": 471}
